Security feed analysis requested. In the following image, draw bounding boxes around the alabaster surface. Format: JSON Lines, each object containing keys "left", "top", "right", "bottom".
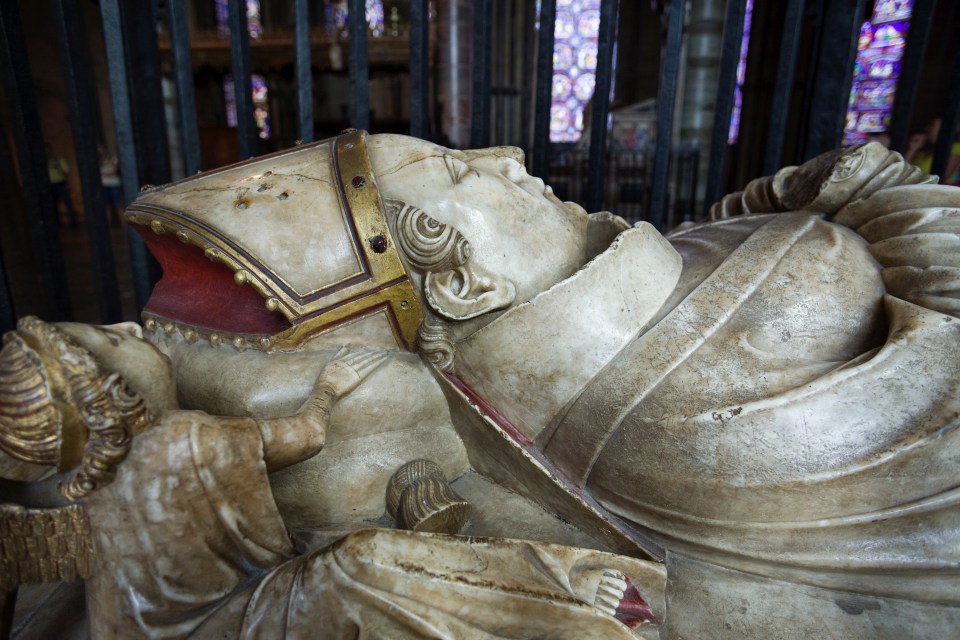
{"left": 3, "top": 134, "right": 960, "bottom": 639}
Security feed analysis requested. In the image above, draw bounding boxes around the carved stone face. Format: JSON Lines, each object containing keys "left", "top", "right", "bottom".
{"left": 58, "top": 322, "right": 178, "bottom": 419}
{"left": 369, "top": 135, "right": 590, "bottom": 317}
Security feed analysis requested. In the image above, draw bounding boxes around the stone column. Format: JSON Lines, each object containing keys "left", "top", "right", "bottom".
{"left": 435, "top": 0, "right": 473, "bottom": 147}
{"left": 679, "top": 0, "right": 725, "bottom": 211}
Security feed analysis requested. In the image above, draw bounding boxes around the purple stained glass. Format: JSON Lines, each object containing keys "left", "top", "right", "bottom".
{"left": 223, "top": 76, "right": 237, "bottom": 127}
{"left": 574, "top": 73, "right": 596, "bottom": 101}
{"left": 577, "top": 10, "right": 600, "bottom": 36}
{"left": 554, "top": 43, "right": 574, "bottom": 69}
{"left": 366, "top": 0, "right": 385, "bottom": 37}
{"left": 555, "top": 11, "right": 576, "bottom": 38}
{"left": 858, "top": 21, "right": 874, "bottom": 49}
{"left": 727, "top": 0, "right": 753, "bottom": 144}
{"left": 857, "top": 111, "right": 888, "bottom": 132}
{"left": 867, "top": 56, "right": 901, "bottom": 79}
{"left": 326, "top": 0, "right": 384, "bottom": 36}
{"left": 858, "top": 79, "right": 897, "bottom": 110}
{"left": 728, "top": 87, "right": 743, "bottom": 145}
{"left": 546, "top": 0, "right": 609, "bottom": 142}
{"left": 552, "top": 74, "right": 573, "bottom": 100}
{"left": 873, "top": 0, "right": 912, "bottom": 23}
{"left": 844, "top": 0, "right": 912, "bottom": 145}
{"left": 577, "top": 44, "right": 598, "bottom": 70}
{"left": 223, "top": 73, "right": 271, "bottom": 139}
{"left": 214, "top": 0, "right": 263, "bottom": 40}
{"left": 871, "top": 22, "right": 906, "bottom": 48}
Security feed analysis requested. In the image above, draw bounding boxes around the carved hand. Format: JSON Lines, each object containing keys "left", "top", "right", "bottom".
{"left": 317, "top": 348, "right": 390, "bottom": 400}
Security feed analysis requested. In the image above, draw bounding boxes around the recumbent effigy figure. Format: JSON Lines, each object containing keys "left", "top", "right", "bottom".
{"left": 0, "top": 318, "right": 661, "bottom": 638}
{"left": 2, "top": 131, "right": 960, "bottom": 638}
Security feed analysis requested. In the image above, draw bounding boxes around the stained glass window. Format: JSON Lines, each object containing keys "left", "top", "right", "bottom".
{"left": 224, "top": 74, "right": 271, "bottom": 139}
{"left": 537, "top": 0, "right": 607, "bottom": 143}
{"left": 844, "top": 0, "right": 913, "bottom": 145}
{"left": 324, "top": 0, "right": 385, "bottom": 37}
{"left": 728, "top": 0, "right": 754, "bottom": 145}
{"left": 214, "top": 0, "right": 263, "bottom": 40}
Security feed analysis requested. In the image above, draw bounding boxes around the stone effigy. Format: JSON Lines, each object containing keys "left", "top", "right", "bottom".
{"left": 2, "top": 131, "right": 959, "bottom": 638}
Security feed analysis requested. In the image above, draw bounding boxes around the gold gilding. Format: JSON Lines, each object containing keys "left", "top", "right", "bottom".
{"left": 129, "top": 130, "right": 424, "bottom": 351}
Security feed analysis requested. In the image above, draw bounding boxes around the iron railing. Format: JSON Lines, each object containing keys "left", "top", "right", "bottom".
{"left": 0, "top": 0, "right": 956, "bottom": 334}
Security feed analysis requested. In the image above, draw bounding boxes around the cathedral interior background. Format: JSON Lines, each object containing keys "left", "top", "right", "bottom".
{"left": 0, "top": 0, "right": 957, "bottom": 328}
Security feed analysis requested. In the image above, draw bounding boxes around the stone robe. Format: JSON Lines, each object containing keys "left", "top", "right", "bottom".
{"left": 450, "top": 183, "right": 960, "bottom": 606}
{"left": 82, "top": 410, "right": 658, "bottom": 639}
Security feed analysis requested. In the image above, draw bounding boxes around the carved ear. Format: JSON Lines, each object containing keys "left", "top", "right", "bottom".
{"left": 424, "top": 264, "right": 516, "bottom": 321}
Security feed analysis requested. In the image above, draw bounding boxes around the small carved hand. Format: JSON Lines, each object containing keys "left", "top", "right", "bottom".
{"left": 318, "top": 348, "right": 389, "bottom": 399}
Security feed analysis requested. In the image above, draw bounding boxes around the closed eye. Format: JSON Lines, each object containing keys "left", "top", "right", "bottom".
{"left": 442, "top": 154, "right": 472, "bottom": 185}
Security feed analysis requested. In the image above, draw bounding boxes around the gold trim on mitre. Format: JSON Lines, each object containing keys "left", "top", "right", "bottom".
{"left": 128, "top": 130, "right": 424, "bottom": 351}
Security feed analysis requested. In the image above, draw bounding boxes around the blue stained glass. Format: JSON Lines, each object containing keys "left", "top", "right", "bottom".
{"left": 727, "top": 0, "right": 753, "bottom": 144}
{"left": 577, "top": 10, "right": 600, "bottom": 36}
{"left": 574, "top": 73, "right": 596, "bottom": 101}
{"left": 577, "top": 43, "right": 598, "bottom": 70}
{"left": 555, "top": 11, "right": 576, "bottom": 38}
{"left": 858, "top": 22, "right": 874, "bottom": 49}
{"left": 554, "top": 44, "right": 574, "bottom": 69}
{"left": 214, "top": 0, "right": 263, "bottom": 39}
{"left": 844, "top": 1, "right": 912, "bottom": 145}
{"left": 325, "top": 0, "right": 384, "bottom": 36}
{"left": 366, "top": 0, "right": 385, "bottom": 37}
{"left": 552, "top": 74, "right": 573, "bottom": 100}
{"left": 223, "top": 73, "right": 271, "bottom": 139}
{"left": 871, "top": 23, "right": 906, "bottom": 48}
{"left": 873, "top": 0, "right": 912, "bottom": 23}
{"left": 547, "top": 0, "right": 608, "bottom": 141}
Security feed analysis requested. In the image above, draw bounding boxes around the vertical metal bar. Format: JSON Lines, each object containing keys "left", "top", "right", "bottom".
{"left": 888, "top": 0, "right": 937, "bottom": 152}
{"left": 470, "top": 0, "right": 492, "bottom": 147}
{"left": 168, "top": 0, "right": 202, "bottom": 174}
{"left": 0, "top": 245, "right": 14, "bottom": 333}
{"left": 0, "top": 0, "right": 72, "bottom": 320}
{"left": 0, "top": 587, "right": 17, "bottom": 640}
{"left": 703, "top": 0, "right": 747, "bottom": 215}
{"left": 294, "top": 0, "right": 314, "bottom": 143}
{"left": 802, "top": 0, "right": 866, "bottom": 160}
{"left": 229, "top": 0, "right": 257, "bottom": 158}
{"left": 762, "top": 0, "right": 806, "bottom": 175}
{"left": 649, "top": 0, "right": 684, "bottom": 230}
{"left": 410, "top": 0, "right": 429, "bottom": 138}
{"left": 585, "top": 0, "right": 620, "bottom": 213}
{"left": 531, "top": 0, "right": 556, "bottom": 179}
{"left": 52, "top": 0, "right": 122, "bottom": 323}
{"left": 932, "top": 51, "right": 960, "bottom": 179}
{"left": 348, "top": 0, "right": 370, "bottom": 129}
{"left": 100, "top": 0, "right": 152, "bottom": 312}
{"left": 122, "top": 1, "right": 171, "bottom": 188}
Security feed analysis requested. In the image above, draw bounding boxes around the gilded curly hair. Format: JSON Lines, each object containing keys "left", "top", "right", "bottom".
{"left": 0, "top": 317, "right": 151, "bottom": 500}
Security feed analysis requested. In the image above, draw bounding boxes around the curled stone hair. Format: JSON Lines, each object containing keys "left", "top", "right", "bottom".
{"left": 385, "top": 199, "right": 461, "bottom": 371}
{"left": 0, "top": 317, "right": 150, "bottom": 500}
{"left": 389, "top": 199, "right": 471, "bottom": 273}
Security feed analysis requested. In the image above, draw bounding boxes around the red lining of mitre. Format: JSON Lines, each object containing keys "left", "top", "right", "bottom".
{"left": 136, "top": 225, "right": 291, "bottom": 335}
